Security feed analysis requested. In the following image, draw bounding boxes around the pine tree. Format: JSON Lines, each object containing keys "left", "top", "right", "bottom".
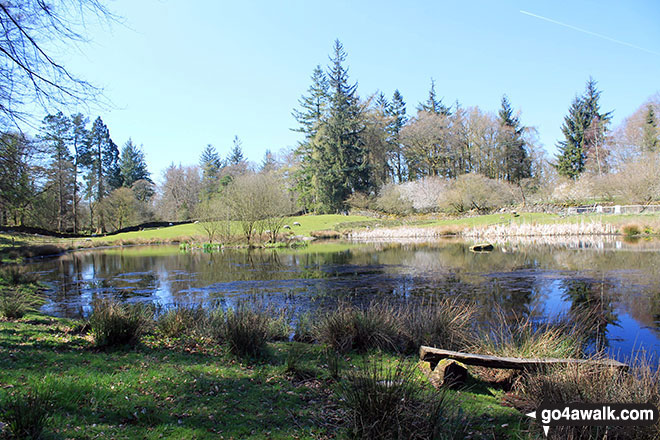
{"left": 70, "top": 113, "right": 89, "bottom": 234}
{"left": 0, "top": 133, "right": 34, "bottom": 226}
{"left": 83, "top": 116, "right": 119, "bottom": 232}
{"left": 496, "top": 96, "right": 531, "bottom": 183}
{"left": 555, "top": 95, "right": 587, "bottom": 179}
{"left": 292, "top": 66, "right": 330, "bottom": 211}
{"left": 641, "top": 104, "right": 659, "bottom": 152}
{"left": 417, "top": 78, "right": 451, "bottom": 116}
{"left": 581, "top": 78, "right": 612, "bottom": 174}
{"left": 200, "top": 144, "right": 221, "bottom": 198}
{"left": 119, "top": 139, "right": 150, "bottom": 187}
{"left": 292, "top": 65, "right": 329, "bottom": 138}
{"left": 227, "top": 136, "right": 245, "bottom": 165}
{"left": 555, "top": 78, "right": 611, "bottom": 179}
{"left": 261, "top": 149, "right": 277, "bottom": 172}
{"left": 387, "top": 90, "right": 408, "bottom": 182}
{"left": 41, "top": 112, "right": 73, "bottom": 232}
{"left": 313, "top": 39, "right": 368, "bottom": 212}
{"left": 200, "top": 144, "right": 221, "bottom": 177}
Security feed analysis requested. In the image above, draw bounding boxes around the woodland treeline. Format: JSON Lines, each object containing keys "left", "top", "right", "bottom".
{"left": 1, "top": 39, "right": 659, "bottom": 233}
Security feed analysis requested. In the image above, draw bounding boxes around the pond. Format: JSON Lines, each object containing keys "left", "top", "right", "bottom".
{"left": 27, "top": 238, "right": 660, "bottom": 364}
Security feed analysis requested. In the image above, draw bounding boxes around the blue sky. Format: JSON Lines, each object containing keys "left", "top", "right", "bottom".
{"left": 59, "top": 0, "right": 660, "bottom": 182}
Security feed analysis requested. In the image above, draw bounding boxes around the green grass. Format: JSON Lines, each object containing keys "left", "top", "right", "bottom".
{"left": 0, "top": 313, "right": 529, "bottom": 439}
{"left": 94, "top": 214, "right": 372, "bottom": 244}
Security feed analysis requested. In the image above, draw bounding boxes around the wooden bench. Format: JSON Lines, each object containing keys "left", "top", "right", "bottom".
{"left": 420, "top": 346, "right": 629, "bottom": 372}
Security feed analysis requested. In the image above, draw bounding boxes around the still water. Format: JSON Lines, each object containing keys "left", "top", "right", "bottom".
{"left": 27, "top": 238, "right": 660, "bottom": 363}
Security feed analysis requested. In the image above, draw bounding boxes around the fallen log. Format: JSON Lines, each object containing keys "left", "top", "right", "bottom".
{"left": 420, "top": 346, "right": 628, "bottom": 372}
{"left": 469, "top": 243, "right": 494, "bottom": 252}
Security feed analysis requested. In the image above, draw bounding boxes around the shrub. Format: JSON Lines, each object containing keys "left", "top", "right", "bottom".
{"left": 0, "top": 287, "right": 41, "bottom": 320}
{"left": 156, "top": 303, "right": 207, "bottom": 338}
{"left": 89, "top": 299, "right": 153, "bottom": 347}
{"left": 398, "top": 177, "right": 448, "bottom": 212}
{"left": 439, "top": 173, "right": 518, "bottom": 214}
{"left": 0, "top": 387, "right": 53, "bottom": 440}
{"left": 337, "top": 358, "right": 463, "bottom": 440}
{"left": 621, "top": 223, "right": 642, "bottom": 237}
{"left": 346, "top": 191, "right": 373, "bottom": 211}
{"left": 375, "top": 184, "right": 414, "bottom": 215}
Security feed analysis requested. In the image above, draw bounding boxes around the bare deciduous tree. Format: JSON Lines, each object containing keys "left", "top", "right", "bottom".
{"left": 224, "top": 172, "right": 295, "bottom": 244}
{"left": 0, "top": 0, "right": 115, "bottom": 125}
{"left": 196, "top": 197, "right": 231, "bottom": 243}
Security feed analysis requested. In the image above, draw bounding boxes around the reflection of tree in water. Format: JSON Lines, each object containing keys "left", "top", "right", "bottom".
{"left": 651, "top": 291, "right": 660, "bottom": 327}
{"left": 473, "top": 275, "right": 540, "bottom": 321}
{"left": 561, "top": 278, "right": 618, "bottom": 351}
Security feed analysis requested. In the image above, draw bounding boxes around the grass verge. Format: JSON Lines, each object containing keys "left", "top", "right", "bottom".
{"left": 0, "top": 312, "right": 529, "bottom": 439}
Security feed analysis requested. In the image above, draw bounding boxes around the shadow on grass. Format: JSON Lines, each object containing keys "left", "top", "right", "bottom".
{"left": 1, "top": 343, "right": 328, "bottom": 439}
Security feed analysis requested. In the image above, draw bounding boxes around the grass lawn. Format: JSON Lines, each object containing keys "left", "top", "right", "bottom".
{"left": 0, "top": 313, "right": 530, "bottom": 439}
{"left": 93, "top": 214, "right": 373, "bottom": 244}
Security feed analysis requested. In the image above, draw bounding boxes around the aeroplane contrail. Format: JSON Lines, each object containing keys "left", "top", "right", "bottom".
{"left": 520, "top": 10, "right": 660, "bottom": 57}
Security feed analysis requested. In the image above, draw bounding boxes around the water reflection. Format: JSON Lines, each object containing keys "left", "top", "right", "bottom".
{"left": 27, "top": 240, "right": 660, "bottom": 363}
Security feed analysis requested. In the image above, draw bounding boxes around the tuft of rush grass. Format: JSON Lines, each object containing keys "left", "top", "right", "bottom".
{"left": 0, "top": 265, "right": 44, "bottom": 320}
{"left": 399, "top": 297, "right": 475, "bottom": 353}
{"left": 156, "top": 303, "right": 208, "bottom": 339}
{"left": 314, "top": 299, "right": 476, "bottom": 354}
{"left": 209, "top": 301, "right": 291, "bottom": 358}
{"left": 0, "top": 385, "right": 53, "bottom": 440}
{"left": 515, "top": 355, "right": 660, "bottom": 439}
{"left": 337, "top": 357, "right": 465, "bottom": 440}
{"left": 0, "top": 287, "right": 43, "bottom": 320}
{"left": 89, "top": 299, "right": 153, "bottom": 348}
{"left": 314, "top": 301, "right": 399, "bottom": 353}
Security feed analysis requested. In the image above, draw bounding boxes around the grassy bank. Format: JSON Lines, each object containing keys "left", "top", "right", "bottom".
{"left": 0, "top": 311, "right": 528, "bottom": 439}
{"left": 2, "top": 293, "right": 658, "bottom": 439}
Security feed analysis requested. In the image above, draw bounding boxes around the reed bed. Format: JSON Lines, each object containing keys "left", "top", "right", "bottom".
{"left": 347, "top": 225, "right": 462, "bottom": 240}
{"left": 465, "top": 221, "right": 617, "bottom": 238}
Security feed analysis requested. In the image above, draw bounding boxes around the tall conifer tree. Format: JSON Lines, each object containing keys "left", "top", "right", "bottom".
{"left": 312, "top": 39, "right": 368, "bottom": 212}
{"left": 119, "top": 139, "right": 151, "bottom": 187}
{"left": 555, "top": 78, "right": 611, "bottom": 178}
{"left": 70, "top": 114, "right": 89, "bottom": 233}
{"left": 641, "top": 104, "right": 659, "bottom": 152}
{"left": 41, "top": 112, "right": 73, "bottom": 232}
{"left": 83, "top": 116, "right": 119, "bottom": 232}
{"left": 227, "top": 136, "right": 245, "bottom": 165}
{"left": 417, "top": 78, "right": 451, "bottom": 116}
{"left": 496, "top": 96, "right": 531, "bottom": 183}
{"left": 387, "top": 90, "right": 408, "bottom": 182}
{"left": 292, "top": 65, "right": 330, "bottom": 211}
